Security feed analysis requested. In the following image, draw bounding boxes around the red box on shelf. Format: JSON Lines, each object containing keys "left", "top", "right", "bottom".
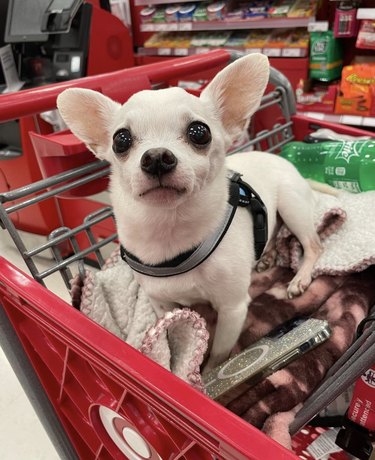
{"left": 296, "top": 79, "right": 338, "bottom": 113}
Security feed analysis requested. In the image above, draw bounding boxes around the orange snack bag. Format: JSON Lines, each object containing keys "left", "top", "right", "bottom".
{"left": 335, "top": 63, "right": 375, "bottom": 116}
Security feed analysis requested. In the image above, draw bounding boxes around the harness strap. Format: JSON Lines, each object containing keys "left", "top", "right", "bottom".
{"left": 231, "top": 171, "right": 268, "bottom": 261}
{"left": 120, "top": 171, "right": 268, "bottom": 277}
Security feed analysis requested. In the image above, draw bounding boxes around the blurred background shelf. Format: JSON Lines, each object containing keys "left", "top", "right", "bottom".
{"left": 138, "top": 46, "right": 308, "bottom": 57}
{"left": 136, "top": 0, "right": 195, "bottom": 4}
{"left": 140, "top": 17, "right": 315, "bottom": 32}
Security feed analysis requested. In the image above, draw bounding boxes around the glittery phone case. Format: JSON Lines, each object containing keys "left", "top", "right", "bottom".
{"left": 203, "top": 317, "right": 331, "bottom": 401}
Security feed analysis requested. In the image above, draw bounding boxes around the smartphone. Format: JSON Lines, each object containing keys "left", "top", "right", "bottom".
{"left": 203, "top": 317, "right": 331, "bottom": 402}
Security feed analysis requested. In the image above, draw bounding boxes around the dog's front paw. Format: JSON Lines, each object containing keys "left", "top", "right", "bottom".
{"left": 202, "top": 355, "right": 226, "bottom": 375}
{"left": 201, "top": 364, "right": 214, "bottom": 378}
{"left": 256, "top": 249, "right": 277, "bottom": 273}
{"left": 287, "top": 274, "right": 312, "bottom": 298}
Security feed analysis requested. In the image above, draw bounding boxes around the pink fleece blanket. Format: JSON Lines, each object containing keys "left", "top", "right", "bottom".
{"left": 204, "top": 265, "right": 375, "bottom": 448}
{"left": 72, "top": 189, "right": 375, "bottom": 449}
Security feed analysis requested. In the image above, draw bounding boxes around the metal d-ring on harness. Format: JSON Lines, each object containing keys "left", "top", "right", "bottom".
{"left": 120, "top": 170, "right": 268, "bottom": 277}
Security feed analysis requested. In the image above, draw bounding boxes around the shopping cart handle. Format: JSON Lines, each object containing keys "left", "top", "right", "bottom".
{"left": 0, "top": 50, "right": 232, "bottom": 123}
{"left": 0, "top": 49, "right": 296, "bottom": 123}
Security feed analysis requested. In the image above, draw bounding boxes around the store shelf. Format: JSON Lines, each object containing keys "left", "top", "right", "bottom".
{"left": 136, "top": 0, "right": 194, "bottom": 4}
{"left": 140, "top": 17, "right": 315, "bottom": 32}
{"left": 139, "top": 46, "right": 308, "bottom": 57}
{"left": 298, "top": 111, "right": 375, "bottom": 128}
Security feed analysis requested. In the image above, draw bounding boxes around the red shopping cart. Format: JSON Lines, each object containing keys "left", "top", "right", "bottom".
{"left": 0, "top": 50, "right": 374, "bottom": 460}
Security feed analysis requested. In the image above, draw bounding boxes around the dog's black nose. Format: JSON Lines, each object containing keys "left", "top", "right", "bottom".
{"left": 141, "top": 149, "right": 177, "bottom": 176}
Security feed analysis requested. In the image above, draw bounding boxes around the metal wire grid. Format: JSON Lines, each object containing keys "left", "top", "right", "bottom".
{"left": 0, "top": 161, "right": 114, "bottom": 289}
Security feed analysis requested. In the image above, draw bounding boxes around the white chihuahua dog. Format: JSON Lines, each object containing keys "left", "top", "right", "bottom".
{"left": 57, "top": 54, "right": 323, "bottom": 371}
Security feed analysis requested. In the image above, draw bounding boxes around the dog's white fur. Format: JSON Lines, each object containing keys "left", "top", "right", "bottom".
{"left": 57, "top": 54, "right": 323, "bottom": 371}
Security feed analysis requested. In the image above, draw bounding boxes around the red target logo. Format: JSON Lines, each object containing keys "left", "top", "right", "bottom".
{"left": 94, "top": 405, "right": 162, "bottom": 459}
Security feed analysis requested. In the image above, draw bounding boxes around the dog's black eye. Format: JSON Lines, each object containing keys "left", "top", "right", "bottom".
{"left": 187, "top": 122, "right": 211, "bottom": 147}
{"left": 112, "top": 128, "right": 132, "bottom": 156}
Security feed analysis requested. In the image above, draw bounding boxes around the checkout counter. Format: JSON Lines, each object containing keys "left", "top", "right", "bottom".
{"left": 0, "top": 0, "right": 133, "bottom": 235}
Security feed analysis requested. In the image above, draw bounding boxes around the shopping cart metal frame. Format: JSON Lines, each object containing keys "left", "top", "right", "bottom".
{"left": 0, "top": 50, "right": 374, "bottom": 460}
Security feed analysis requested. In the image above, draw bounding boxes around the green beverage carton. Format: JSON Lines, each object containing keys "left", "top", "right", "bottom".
{"left": 152, "top": 8, "right": 166, "bottom": 23}
{"left": 280, "top": 139, "right": 375, "bottom": 192}
{"left": 193, "top": 3, "right": 209, "bottom": 21}
{"left": 309, "top": 31, "right": 343, "bottom": 82}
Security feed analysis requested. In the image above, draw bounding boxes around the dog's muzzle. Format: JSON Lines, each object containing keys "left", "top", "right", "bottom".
{"left": 141, "top": 148, "right": 177, "bottom": 177}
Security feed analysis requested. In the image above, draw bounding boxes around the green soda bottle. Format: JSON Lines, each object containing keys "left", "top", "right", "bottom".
{"left": 280, "top": 139, "right": 375, "bottom": 192}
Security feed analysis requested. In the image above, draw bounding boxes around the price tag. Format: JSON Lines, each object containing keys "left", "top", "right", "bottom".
{"left": 154, "top": 23, "right": 167, "bottom": 31}
{"left": 158, "top": 48, "right": 172, "bottom": 56}
{"left": 363, "top": 117, "right": 375, "bottom": 127}
{"left": 179, "top": 22, "right": 192, "bottom": 31}
{"left": 245, "top": 48, "right": 262, "bottom": 54}
{"left": 141, "top": 24, "right": 156, "bottom": 32}
{"left": 308, "top": 21, "right": 329, "bottom": 32}
{"left": 174, "top": 48, "right": 189, "bottom": 56}
{"left": 195, "top": 47, "right": 210, "bottom": 54}
{"left": 303, "top": 111, "right": 325, "bottom": 120}
{"left": 341, "top": 115, "right": 362, "bottom": 126}
{"left": 164, "top": 23, "right": 178, "bottom": 31}
{"left": 263, "top": 48, "right": 281, "bottom": 57}
{"left": 357, "top": 8, "right": 375, "bottom": 20}
{"left": 282, "top": 48, "right": 302, "bottom": 57}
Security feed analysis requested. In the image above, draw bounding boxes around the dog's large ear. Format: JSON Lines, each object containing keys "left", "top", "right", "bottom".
{"left": 57, "top": 88, "right": 121, "bottom": 160}
{"left": 200, "top": 54, "right": 269, "bottom": 141}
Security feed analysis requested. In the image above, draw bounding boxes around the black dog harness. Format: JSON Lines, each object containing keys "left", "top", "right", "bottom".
{"left": 120, "top": 171, "right": 268, "bottom": 277}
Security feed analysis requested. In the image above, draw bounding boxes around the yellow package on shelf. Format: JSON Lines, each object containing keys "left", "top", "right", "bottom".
{"left": 287, "top": 0, "right": 317, "bottom": 18}
{"left": 244, "top": 31, "right": 270, "bottom": 49}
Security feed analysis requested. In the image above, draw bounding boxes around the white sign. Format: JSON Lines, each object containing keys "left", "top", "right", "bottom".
{"left": 174, "top": 48, "right": 189, "bottom": 56}
{"left": 263, "top": 48, "right": 282, "bottom": 57}
{"left": 357, "top": 8, "right": 375, "bottom": 20}
{"left": 307, "top": 428, "right": 342, "bottom": 460}
{"left": 140, "top": 24, "right": 155, "bottom": 32}
{"left": 195, "top": 47, "right": 210, "bottom": 54}
{"left": 282, "top": 48, "right": 302, "bottom": 57}
{"left": 0, "top": 45, "right": 24, "bottom": 93}
{"left": 245, "top": 48, "right": 262, "bottom": 54}
{"left": 308, "top": 21, "right": 329, "bottom": 32}
{"left": 158, "top": 48, "right": 172, "bottom": 56}
{"left": 179, "top": 22, "right": 192, "bottom": 31}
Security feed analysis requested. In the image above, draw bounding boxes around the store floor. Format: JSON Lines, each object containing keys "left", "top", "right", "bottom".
{"left": 0, "top": 230, "right": 62, "bottom": 460}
